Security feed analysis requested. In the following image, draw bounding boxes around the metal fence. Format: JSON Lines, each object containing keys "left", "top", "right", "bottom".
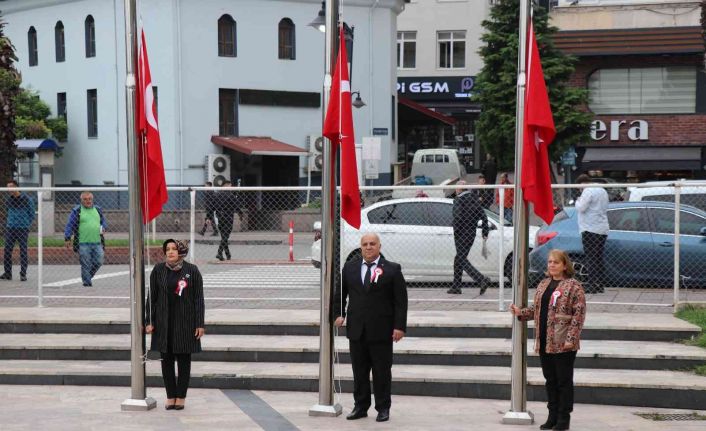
{"left": 1, "top": 182, "right": 705, "bottom": 311}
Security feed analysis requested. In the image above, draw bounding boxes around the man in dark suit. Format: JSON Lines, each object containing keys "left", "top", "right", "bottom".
{"left": 334, "top": 233, "right": 408, "bottom": 423}
{"left": 449, "top": 180, "right": 491, "bottom": 295}
{"left": 215, "top": 181, "right": 242, "bottom": 261}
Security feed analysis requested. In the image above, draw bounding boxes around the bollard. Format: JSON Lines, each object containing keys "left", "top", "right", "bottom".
{"left": 289, "top": 220, "right": 294, "bottom": 262}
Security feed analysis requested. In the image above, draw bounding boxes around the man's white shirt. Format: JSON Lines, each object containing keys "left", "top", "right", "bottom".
{"left": 575, "top": 186, "right": 609, "bottom": 235}
{"left": 361, "top": 256, "right": 381, "bottom": 284}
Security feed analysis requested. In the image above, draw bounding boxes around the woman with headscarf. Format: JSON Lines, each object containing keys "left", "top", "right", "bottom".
{"left": 146, "top": 239, "right": 205, "bottom": 410}
{"left": 509, "top": 249, "right": 586, "bottom": 430}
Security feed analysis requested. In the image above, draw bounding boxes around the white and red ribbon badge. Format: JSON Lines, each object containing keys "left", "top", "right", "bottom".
{"left": 176, "top": 279, "right": 188, "bottom": 296}
{"left": 551, "top": 290, "right": 561, "bottom": 307}
{"left": 371, "top": 267, "right": 383, "bottom": 284}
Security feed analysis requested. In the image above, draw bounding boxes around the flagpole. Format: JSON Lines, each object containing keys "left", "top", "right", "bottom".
{"left": 309, "top": 0, "right": 343, "bottom": 417}
{"left": 121, "top": 0, "right": 156, "bottom": 411}
{"left": 502, "top": 0, "right": 533, "bottom": 425}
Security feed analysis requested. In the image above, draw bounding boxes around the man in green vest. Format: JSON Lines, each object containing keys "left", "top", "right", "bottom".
{"left": 64, "top": 191, "right": 107, "bottom": 287}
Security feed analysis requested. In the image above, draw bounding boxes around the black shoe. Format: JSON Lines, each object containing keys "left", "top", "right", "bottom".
{"left": 540, "top": 414, "right": 557, "bottom": 430}
{"left": 212, "top": 232, "right": 219, "bottom": 237}
{"left": 346, "top": 407, "right": 368, "bottom": 420}
{"left": 83, "top": 282, "right": 92, "bottom": 287}
{"left": 376, "top": 409, "right": 390, "bottom": 422}
{"left": 199, "top": 230, "right": 206, "bottom": 236}
{"left": 480, "top": 279, "right": 489, "bottom": 295}
{"left": 165, "top": 404, "right": 175, "bottom": 410}
{"left": 20, "top": 275, "right": 27, "bottom": 282}
{"left": 447, "top": 288, "right": 462, "bottom": 294}
{"left": 174, "top": 405, "right": 184, "bottom": 411}
{"left": 553, "top": 414, "right": 570, "bottom": 430}
{"left": 225, "top": 253, "right": 231, "bottom": 261}
{"left": 0, "top": 273, "right": 11, "bottom": 281}
{"left": 216, "top": 254, "right": 225, "bottom": 261}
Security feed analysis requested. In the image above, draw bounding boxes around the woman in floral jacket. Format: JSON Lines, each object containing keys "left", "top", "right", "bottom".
{"left": 510, "top": 249, "right": 586, "bottom": 431}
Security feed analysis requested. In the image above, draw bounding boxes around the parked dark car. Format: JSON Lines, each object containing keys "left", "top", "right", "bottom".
{"left": 529, "top": 201, "right": 706, "bottom": 288}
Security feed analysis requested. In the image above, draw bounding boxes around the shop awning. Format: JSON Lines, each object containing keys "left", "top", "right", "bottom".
{"left": 554, "top": 27, "right": 705, "bottom": 56}
{"left": 581, "top": 146, "right": 703, "bottom": 171}
{"left": 211, "top": 136, "right": 308, "bottom": 157}
{"left": 398, "top": 97, "right": 456, "bottom": 126}
{"left": 15, "top": 139, "right": 61, "bottom": 153}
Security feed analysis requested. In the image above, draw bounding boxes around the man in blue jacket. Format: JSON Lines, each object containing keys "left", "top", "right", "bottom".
{"left": 2, "top": 180, "right": 35, "bottom": 282}
{"left": 64, "top": 191, "right": 107, "bottom": 286}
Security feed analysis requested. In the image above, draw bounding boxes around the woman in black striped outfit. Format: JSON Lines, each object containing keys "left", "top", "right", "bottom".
{"left": 146, "top": 239, "right": 205, "bottom": 410}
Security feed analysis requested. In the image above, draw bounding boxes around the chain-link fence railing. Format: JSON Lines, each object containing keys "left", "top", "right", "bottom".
{"left": 1, "top": 182, "right": 705, "bottom": 310}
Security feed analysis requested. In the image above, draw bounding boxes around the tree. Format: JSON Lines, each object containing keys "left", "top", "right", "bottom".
{"left": 15, "top": 88, "right": 67, "bottom": 142}
{"left": 473, "top": 0, "right": 592, "bottom": 171}
{"left": 0, "top": 14, "right": 21, "bottom": 186}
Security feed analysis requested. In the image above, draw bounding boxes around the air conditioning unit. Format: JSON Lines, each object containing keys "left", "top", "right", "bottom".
{"left": 307, "top": 134, "right": 325, "bottom": 172}
{"left": 206, "top": 153, "right": 231, "bottom": 186}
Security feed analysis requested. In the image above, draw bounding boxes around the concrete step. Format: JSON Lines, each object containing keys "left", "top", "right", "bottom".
{"left": 1, "top": 360, "right": 705, "bottom": 410}
{"left": 0, "top": 308, "right": 699, "bottom": 341}
{"left": 0, "top": 334, "right": 703, "bottom": 370}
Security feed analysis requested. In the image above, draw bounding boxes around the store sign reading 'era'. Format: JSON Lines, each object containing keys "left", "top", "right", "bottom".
{"left": 591, "top": 120, "right": 649, "bottom": 141}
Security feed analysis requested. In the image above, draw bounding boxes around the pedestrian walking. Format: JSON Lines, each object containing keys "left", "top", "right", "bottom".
{"left": 146, "top": 239, "right": 205, "bottom": 411}
{"left": 575, "top": 174, "right": 609, "bottom": 294}
{"left": 448, "top": 180, "right": 491, "bottom": 295}
{"left": 482, "top": 154, "right": 498, "bottom": 184}
{"left": 334, "top": 233, "right": 408, "bottom": 423}
{"left": 510, "top": 249, "right": 586, "bottom": 431}
{"left": 476, "top": 174, "right": 494, "bottom": 209}
{"left": 495, "top": 173, "right": 515, "bottom": 224}
{"left": 199, "top": 182, "right": 219, "bottom": 236}
{"left": 63, "top": 191, "right": 107, "bottom": 287}
{"left": 215, "top": 180, "right": 242, "bottom": 261}
{"left": 2, "top": 180, "right": 34, "bottom": 282}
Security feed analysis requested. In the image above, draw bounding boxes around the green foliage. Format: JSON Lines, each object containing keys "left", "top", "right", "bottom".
{"left": 45, "top": 117, "right": 68, "bottom": 142}
{"left": 14, "top": 88, "right": 67, "bottom": 141}
{"left": 472, "top": 0, "right": 592, "bottom": 171}
{"left": 0, "top": 15, "right": 21, "bottom": 185}
{"left": 676, "top": 305, "right": 706, "bottom": 349}
{"left": 15, "top": 89, "right": 51, "bottom": 120}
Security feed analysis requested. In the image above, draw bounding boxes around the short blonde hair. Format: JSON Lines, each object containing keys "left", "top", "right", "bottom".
{"left": 545, "top": 249, "right": 576, "bottom": 278}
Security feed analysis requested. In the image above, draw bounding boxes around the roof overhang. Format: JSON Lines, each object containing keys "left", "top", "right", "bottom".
{"left": 211, "top": 136, "right": 308, "bottom": 157}
{"left": 554, "top": 26, "right": 705, "bottom": 56}
{"left": 15, "top": 139, "right": 61, "bottom": 153}
{"left": 398, "top": 97, "right": 456, "bottom": 126}
{"left": 580, "top": 146, "right": 703, "bottom": 171}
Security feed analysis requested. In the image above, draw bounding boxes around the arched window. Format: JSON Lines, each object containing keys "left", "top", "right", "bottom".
{"left": 28, "top": 26, "right": 38, "bottom": 66}
{"left": 55, "top": 21, "right": 65, "bottom": 62}
{"left": 85, "top": 15, "right": 96, "bottom": 58}
{"left": 278, "top": 18, "right": 295, "bottom": 60}
{"left": 218, "top": 14, "right": 236, "bottom": 57}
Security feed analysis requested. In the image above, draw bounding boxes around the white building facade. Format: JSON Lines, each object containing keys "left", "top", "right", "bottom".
{"left": 3, "top": 0, "right": 405, "bottom": 186}
{"left": 395, "top": 0, "right": 492, "bottom": 175}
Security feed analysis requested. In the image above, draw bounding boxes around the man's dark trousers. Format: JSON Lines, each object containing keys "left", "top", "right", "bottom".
{"left": 3, "top": 228, "right": 29, "bottom": 277}
{"left": 349, "top": 329, "right": 393, "bottom": 412}
{"left": 581, "top": 231, "right": 607, "bottom": 290}
{"left": 452, "top": 231, "right": 485, "bottom": 289}
{"left": 217, "top": 223, "right": 233, "bottom": 258}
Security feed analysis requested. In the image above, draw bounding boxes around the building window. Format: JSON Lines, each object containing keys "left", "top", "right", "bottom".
{"left": 55, "top": 21, "right": 65, "bottom": 62}
{"left": 57, "top": 92, "right": 67, "bottom": 120}
{"left": 278, "top": 18, "right": 296, "bottom": 60}
{"left": 588, "top": 67, "right": 697, "bottom": 114}
{"left": 218, "top": 14, "right": 237, "bottom": 57}
{"left": 397, "top": 31, "right": 416, "bottom": 69}
{"left": 219, "top": 89, "right": 238, "bottom": 136}
{"left": 87, "top": 89, "right": 98, "bottom": 137}
{"left": 85, "top": 15, "right": 96, "bottom": 58}
{"left": 437, "top": 31, "right": 465, "bottom": 69}
{"left": 28, "top": 26, "right": 38, "bottom": 66}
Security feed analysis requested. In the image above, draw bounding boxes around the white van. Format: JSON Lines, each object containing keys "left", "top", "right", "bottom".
{"left": 409, "top": 148, "right": 466, "bottom": 185}
{"left": 626, "top": 180, "right": 706, "bottom": 212}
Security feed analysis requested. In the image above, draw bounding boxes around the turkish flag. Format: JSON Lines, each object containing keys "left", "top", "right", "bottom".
{"left": 137, "top": 29, "right": 168, "bottom": 224}
{"left": 521, "top": 21, "right": 556, "bottom": 225}
{"left": 323, "top": 26, "right": 361, "bottom": 229}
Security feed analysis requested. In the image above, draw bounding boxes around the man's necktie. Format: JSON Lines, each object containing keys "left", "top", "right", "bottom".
{"left": 364, "top": 262, "right": 374, "bottom": 290}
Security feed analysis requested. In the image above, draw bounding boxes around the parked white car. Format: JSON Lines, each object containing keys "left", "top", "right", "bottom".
{"left": 626, "top": 180, "right": 706, "bottom": 212}
{"left": 311, "top": 197, "right": 537, "bottom": 282}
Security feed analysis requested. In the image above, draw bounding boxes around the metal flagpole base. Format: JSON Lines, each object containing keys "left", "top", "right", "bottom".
{"left": 502, "top": 410, "right": 534, "bottom": 425}
{"left": 121, "top": 397, "right": 157, "bottom": 411}
{"left": 308, "top": 403, "right": 343, "bottom": 417}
